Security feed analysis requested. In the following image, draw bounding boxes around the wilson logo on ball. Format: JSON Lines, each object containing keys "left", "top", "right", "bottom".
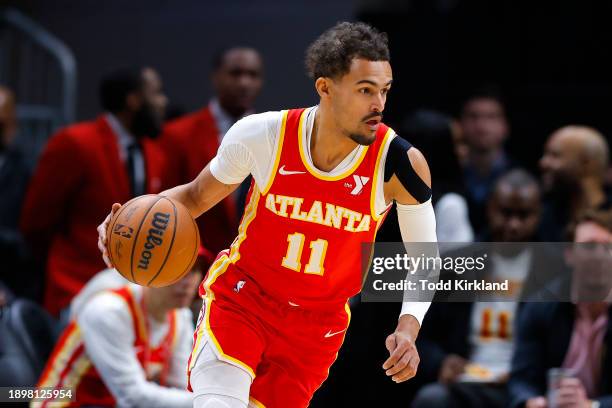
{"left": 137, "top": 212, "right": 170, "bottom": 270}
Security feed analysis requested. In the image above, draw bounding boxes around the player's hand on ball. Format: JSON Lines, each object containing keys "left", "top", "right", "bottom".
{"left": 97, "top": 203, "right": 122, "bottom": 268}
{"left": 382, "top": 330, "right": 420, "bottom": 383}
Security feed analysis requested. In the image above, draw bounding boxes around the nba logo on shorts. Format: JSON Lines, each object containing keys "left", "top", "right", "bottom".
{"left": 234, "top": 280, "right": 246, "bottom": 293}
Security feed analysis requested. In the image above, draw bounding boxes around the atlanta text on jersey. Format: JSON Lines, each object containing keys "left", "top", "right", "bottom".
{"left": 264, "top": 193, "right": 371, "bottom": 232}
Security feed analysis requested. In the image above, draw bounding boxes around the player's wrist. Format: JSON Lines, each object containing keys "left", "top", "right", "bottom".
{"left": 396, "top": 314, "right": 420, "bottom": 340}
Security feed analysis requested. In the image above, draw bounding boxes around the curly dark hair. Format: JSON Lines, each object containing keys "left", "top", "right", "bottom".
{"left": 305, "top": 22, "right": 390, "bottom": 80}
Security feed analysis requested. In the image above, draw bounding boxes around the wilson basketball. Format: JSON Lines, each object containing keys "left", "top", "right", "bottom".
{"left": 106, "top": 194, "right": 200, "bottom": 287}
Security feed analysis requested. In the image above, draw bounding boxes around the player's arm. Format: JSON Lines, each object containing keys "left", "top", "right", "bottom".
{"left": 381, "top": 136, "right": 437, "bottom": 383}
{"left": 159, "top": 163, "right": 241, "bottom": 219}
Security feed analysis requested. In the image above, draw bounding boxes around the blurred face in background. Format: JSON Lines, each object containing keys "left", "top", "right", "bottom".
{"left": 460, "top": 97, "right": 508, "bottom": 154}
{"left": 213, "top": 48, "right": 263, "bottom": 117}
{"left": 324, "top": 58, "right": 392, "bottom": 146}
{"left": 570, "top": 221, "right": 612, "bottom": 300}
{"left": 131, "top": 67, "right": 168, "bottom": 139}
{"left": 0, "top": 87, "right": 17, "bottom": 149}
{"left": 539, "top": 129, "right": 583, "bottom": 194}
{"left": 154, "top": 268, "right": 202, "bottom": 310}
{"left": 487, "top": 183, "right": 541, "bottom": 242}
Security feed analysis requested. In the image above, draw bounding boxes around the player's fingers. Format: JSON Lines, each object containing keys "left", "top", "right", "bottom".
{"left": 392, "top": 354, "right": 420, "bottom": 383}
{"left": 97, "top": 235, "right": 106, "bottom": 254}
{"left": 385, "top": 334, "right": 396, "bottom": 353}
{"left": 98, "top": 220, "right": 107, "bottom": 240}
{"left": 383, "top": 339, "right": 409, "bottom": 371}
{"left": 111, "top": 202, "right": 122, "bottom": 214}
{"left": 102, "top": 251, "right": 113, "bottom": 269}
{"left": 385, "top": 352, "right": 410, "bottom": 376}
{"left": 98, "top": 217, "right": 111, "bottom": 244}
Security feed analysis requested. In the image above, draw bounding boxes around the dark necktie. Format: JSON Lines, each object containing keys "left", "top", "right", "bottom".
{"left": 126, "top": 143, "right": 145, "bottom": 197}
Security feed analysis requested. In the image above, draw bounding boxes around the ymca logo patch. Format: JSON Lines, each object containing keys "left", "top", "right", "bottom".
{"left": 350, "top": 175, "right": 370, "bottom": 195}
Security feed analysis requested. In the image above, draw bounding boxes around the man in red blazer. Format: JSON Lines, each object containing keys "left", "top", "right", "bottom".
{"left": 20, "top": 67, "right": 170, "bottom": 316}
{"left": 161, "top": 47, "right": 263, "bottom": 255}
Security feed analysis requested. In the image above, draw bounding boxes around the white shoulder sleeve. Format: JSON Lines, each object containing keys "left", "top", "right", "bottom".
{"left": 396, "top": 199, "right": 437, "bottom": 326}
{"left": 78, "top": 293, "right": 192, "bottom": 408}
{"left": 209, "top": 111, "right": 282, "bottom": 188}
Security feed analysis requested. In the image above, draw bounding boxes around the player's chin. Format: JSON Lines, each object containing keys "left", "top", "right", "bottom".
{"left": 350, "top": 131, "right": 377, "bottom": 146}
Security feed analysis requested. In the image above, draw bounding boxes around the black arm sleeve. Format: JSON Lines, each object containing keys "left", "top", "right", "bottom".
{"left": 383, "top": 136, "right": 432, "bottom": 203}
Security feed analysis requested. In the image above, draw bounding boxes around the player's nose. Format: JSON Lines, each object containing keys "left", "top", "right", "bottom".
{"left": 371, "top": 94, "right": 385, "bottom": 113}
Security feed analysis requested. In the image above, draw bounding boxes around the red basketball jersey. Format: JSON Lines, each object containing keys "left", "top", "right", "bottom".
{"left": 203, "top": 108, "right": 394, "bottom": 309}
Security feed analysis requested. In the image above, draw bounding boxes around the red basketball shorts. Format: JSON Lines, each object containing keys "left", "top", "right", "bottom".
{"left": 187, "top": 253, "right": 351, "bottom": 408}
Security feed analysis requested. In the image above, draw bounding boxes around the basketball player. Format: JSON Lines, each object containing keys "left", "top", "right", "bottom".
{"left": 98, "top": 22, "right": 437, "bottom": 408}
{"left": 33, "top": 263, "right": 202, "bottom": 407}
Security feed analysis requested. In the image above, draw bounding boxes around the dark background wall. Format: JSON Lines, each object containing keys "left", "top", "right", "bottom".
{"left": 4, "top": 0, "right": 612, "bottom": 171}
{"left": 4, "top": 0, "right": 354, "bottom": 119}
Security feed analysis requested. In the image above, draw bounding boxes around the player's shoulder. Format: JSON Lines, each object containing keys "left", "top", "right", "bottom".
{"left": 224, "top": 110, "right": 286, "bottom": 145}
{"left": 235, "top": 110, "right": 285, "bottom": 129}
{"left": 383, "top": 131, "right": 432, "bottom": 200}
{"left": 79, "top": 286, "right": 136, "bottom": 321}
{"left": 385, "top": 132, "right": 427, "bottom": 164}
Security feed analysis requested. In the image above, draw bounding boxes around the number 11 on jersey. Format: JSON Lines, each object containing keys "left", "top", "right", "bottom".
{"left": 282, "top": 233, "right": 328, "bottom": 276}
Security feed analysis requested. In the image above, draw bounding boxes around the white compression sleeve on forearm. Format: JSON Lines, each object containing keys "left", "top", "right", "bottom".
{"left": 395, "top": 199, "right": 437, "bottom": 325}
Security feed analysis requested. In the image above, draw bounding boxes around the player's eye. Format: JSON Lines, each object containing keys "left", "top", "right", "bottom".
{"left": 381, "top": 88, "right": 389, "bottom": 95}
{"left": 359, "top": 88, "right": 371, "bottom": 95}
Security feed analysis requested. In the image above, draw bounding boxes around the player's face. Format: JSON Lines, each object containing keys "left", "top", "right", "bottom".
{"left": 213, "top": 49, "right": 263, "bottom": 117}
{"left": 330, "top": 59, "right": 392, "bottom": 146}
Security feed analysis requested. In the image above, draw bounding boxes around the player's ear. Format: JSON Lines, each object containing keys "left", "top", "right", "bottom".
{"left": 315, "top": 77, "right": 332, "bottom": 99}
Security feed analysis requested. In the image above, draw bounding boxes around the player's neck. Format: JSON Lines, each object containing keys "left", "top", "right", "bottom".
{"left": 143, "top": 288, "right": 170, "bottom": 323}
{"left": 310, "top": 108, "right": 359, "bottom": 172}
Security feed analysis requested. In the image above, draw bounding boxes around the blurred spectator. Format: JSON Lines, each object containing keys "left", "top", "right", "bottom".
{"left": 20, "top": 67, "right": 170, "bottom": 317}
{"left": 33, "top": 266, "right": 202, "bottom": 408}
{"left": 0, "top": 280, "right": 13, "bottom": 307}
{"left": 413, "top": 169, "right": 547, "bottom": 408}
{"left": 539, "top": 125, "right": 610, "bottom": 241}
{"left": 0, "top": 86, "right": 36, "bottom": 299}
{"left": 509, "top": 209, "right": 612, "bottom": 408}
{"left": 459, "top": 85, "right": 513, "bottom": 237}
{"left": 160, "top": 47, "right": 263, "bottom": 256}
{"left": 405, "top": 109, "right": 474, "bottom": 243}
